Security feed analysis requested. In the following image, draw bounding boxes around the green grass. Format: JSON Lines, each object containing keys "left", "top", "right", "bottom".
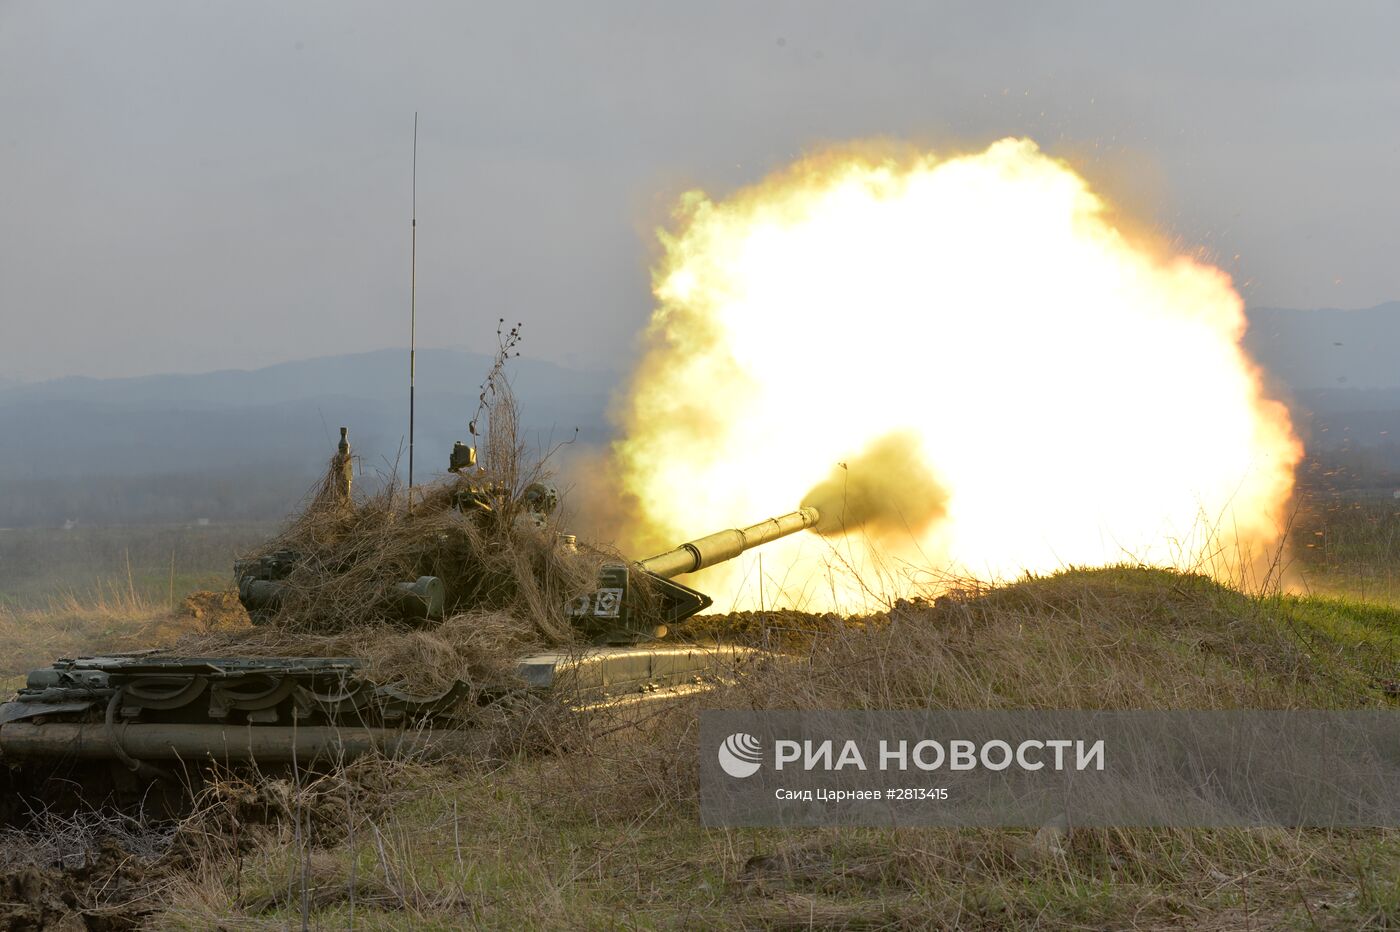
{"left": 1292, "top": 494, "right": 1400, "bottom": 604}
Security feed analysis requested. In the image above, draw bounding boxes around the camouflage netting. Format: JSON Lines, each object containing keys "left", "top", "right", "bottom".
{"left": 241, "top": 472, "right": 602, "bottom": 638}
{"left": 177, "top": 326, "right": 613, "bottom": 694}
{"left": 195, "top": 478, "right": 598, "bottom": 674}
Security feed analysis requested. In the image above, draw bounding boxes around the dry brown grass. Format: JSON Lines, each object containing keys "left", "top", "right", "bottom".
{"left": 6, "top": 564, "right": 1400, "bottom": 928}
{"left": 242, "top": 471, "right": 602, "bottom": 641}
{"left": 167, "top": 481, "right": 604, "bottom": 697}
{"left": 699, "top": 566, "right": 1388, "bottom": 713}
{"left": 423, "top": 565, "right": 1400, "bottom": 928}
{"left": 5, "top": 338, "right": 1400, "bottom": 927}
{"left": 239, "top": 322, "right": 595, "bottom": 636}
{"left": 521, "top": 567, "right": 1397, "bottom": 849}
{"left": 0, "top": 585, "right": 242, "bottom": 691}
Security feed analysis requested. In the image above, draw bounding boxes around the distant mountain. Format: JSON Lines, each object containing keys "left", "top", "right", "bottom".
{"left": 4, "top": 303, "right": 1400, "bottom": 526}
{"left": 0, "top": 349, "right": 619, "bottom": 412}
{"left": 0, "top": 349, "right": 618, "bottom": 526}
{"left": 0, "top": 348, "right": 617, "bottom": 479}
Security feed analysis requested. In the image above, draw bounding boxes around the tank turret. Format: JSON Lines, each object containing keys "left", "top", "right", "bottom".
{"left": 567, "top": 507, "right": 821, "bottom": 640}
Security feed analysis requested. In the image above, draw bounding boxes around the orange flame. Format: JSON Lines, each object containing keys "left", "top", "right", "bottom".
{"left": 613, "top": 139, "right": 1301, "bottom": 610}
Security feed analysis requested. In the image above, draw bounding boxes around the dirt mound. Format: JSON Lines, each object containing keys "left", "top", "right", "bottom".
{"left": 0, "top": 837, "right": 161, "bottom": 931}
{"left": 680, "top": 608, "right": 851, "bottom": 648}
{"left": 180, "top": 589, "right": 249, "bottom": 629}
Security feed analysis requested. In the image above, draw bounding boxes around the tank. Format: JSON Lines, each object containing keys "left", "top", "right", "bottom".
{"left": 0, "top": 433, "right": 820, "bottom": 774}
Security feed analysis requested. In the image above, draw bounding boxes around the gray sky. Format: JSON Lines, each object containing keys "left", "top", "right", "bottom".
{"left": 1, "top": 1, "right": 1396, "bottom": 381}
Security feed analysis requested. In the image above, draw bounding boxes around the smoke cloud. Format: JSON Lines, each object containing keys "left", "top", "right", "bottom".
{"left": 802, "top": 432, "right": 947, "bottom": 539}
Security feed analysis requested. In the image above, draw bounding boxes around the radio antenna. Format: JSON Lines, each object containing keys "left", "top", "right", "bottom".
{"left": 408, "top": 112, "right": 418, "bottom": 501}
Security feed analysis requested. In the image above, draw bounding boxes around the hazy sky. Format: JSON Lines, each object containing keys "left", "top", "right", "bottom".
{"left": 2, "top": 1, "right": 1397, "bottom": 381}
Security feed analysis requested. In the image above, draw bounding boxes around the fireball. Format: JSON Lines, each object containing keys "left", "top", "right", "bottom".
{"left": 613, "top": 138, "right": 1300, "bottom": 611}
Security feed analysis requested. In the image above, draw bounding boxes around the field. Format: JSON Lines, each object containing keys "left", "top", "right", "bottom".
{"left": 0, "top": 523, "right": 273, "bottom": 695}
{"left": 0, "top": 523, "right": 274, "bottom": 611}
{"left": 2, "top": 498, "right": 1400, "bottom": 929}
{"left": 1291, "top": 492, "right": 1400, "bottom": 603}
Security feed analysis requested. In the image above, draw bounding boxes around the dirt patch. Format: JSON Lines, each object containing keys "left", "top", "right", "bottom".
{"left": 0, "top": 836, "right": 162, "bottom": 931}
{"left": 169, "top": 756, "right": 422, "bottom": 863}
{"left": 180, "top": 589, "right": 249, "bottom": 629}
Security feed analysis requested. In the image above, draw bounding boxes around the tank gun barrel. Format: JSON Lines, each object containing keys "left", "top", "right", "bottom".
{"left": 637, "top": 506, "right": 820, "bottom": 579}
